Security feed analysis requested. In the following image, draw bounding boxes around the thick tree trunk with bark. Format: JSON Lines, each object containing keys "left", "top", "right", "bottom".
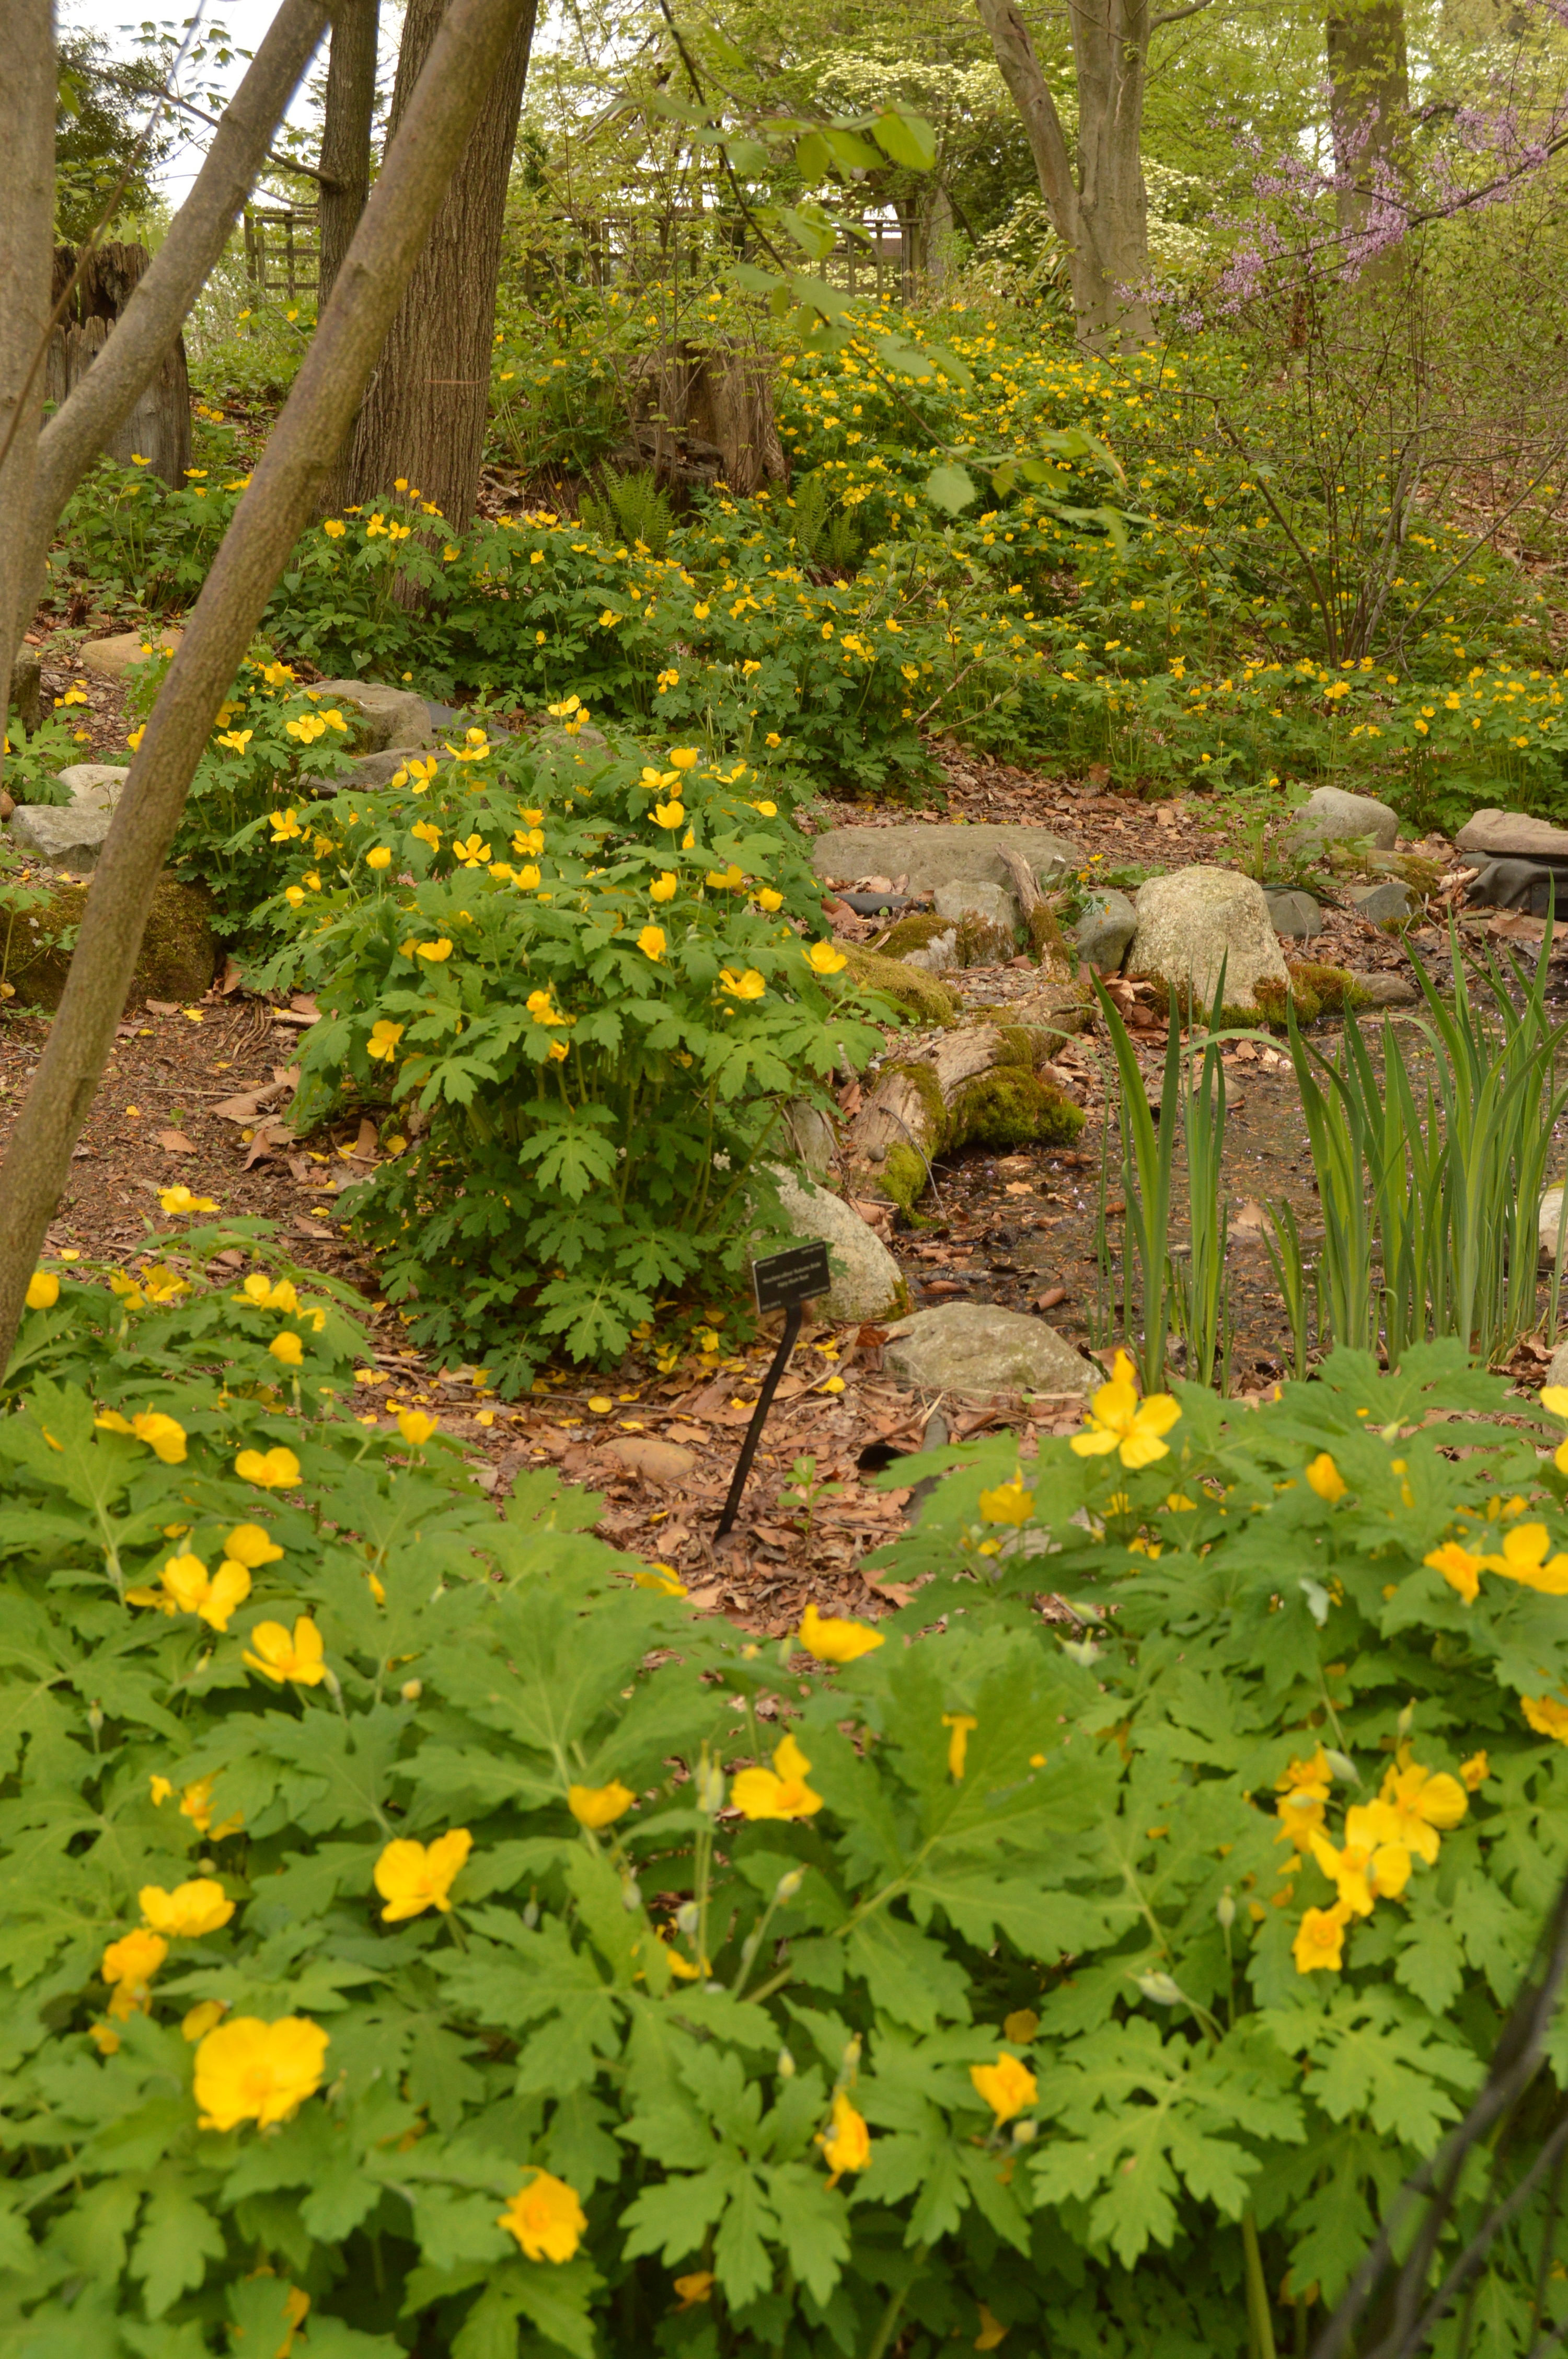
{"left": 0, "top": 0, "right": 55, "bottom": 793}
{"left": 336, "top": 0, "right": 538, "bottom": 527}
{"left": 973, "top": 0, "right": 1162, "bottom": 351}
{"left": 318, "top": 0, "right": 380, "bottom": 306}
{"left": 0, "top": 0, "right": 535, "bottom": 1371}
{"left": 45, "top": 244, "right": 192, "bottom": 488}
{"left": 1326, "top": 0, "right": 1410, "bottom": 236}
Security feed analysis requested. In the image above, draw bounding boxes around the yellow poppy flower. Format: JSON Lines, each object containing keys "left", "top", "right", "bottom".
{"left": 1293, "top": 1900, "right": 1351, "bottom": 1974}
{"left": 650, "top": 871, "right": 678, "bottom": 901}
{"left": 970, "top": 2053, "right": 1037, "bottom": 2122}
{"left": 1376, "top": 1758, "right": 1467, "bottom": 1861}
{"left": 1305, "top": 1453, "right": 1348, "bottom": 1504}
{"left": 756, "top": 887, "right": 783, "bottom": 911}
{"left": 225, "top": 1522, "right": 284, "bottom": 1568}
{"left": 95, "top": 1408, "right": 188, "bottom": 1464}
{"left": 638, "top": 925, "right": 666, "bottom": 961}
{"left": 497, "top": 2170, "right": 586, "bottom": 2262}
{"left": 942, "top": 1712, "right": 978, "bottom": 1778}
{"left": 719, "top": 967, "right": 766, "bottom": 1000}
{"left": 139, "top": 1879, "right": 235, "bottom": 1938}
{"left": 159, "top": 1551, "right": 252, "bottom": 1631}
{"left": 25, "top": 1271, "right": 59, "bottom": 1309}
{"left": 817, "top": 2091, "right": 872, "bottom": 2179}
{"left": 416, "top": 938, "right": 453, "bottom": 962}
{"left": 373, "top": 1830, "right": 472, "bottom": 1920}
{"left": 397, "top": 1408, "right": 437, "bottom": 1446}
{"left": 243, "top": 1617, "right": 327, "bottom": 1686}
{"left": 367, "top": 1019, "right": 405, "bottom": 1062}
{"left": 101, "top": 1927, "right": 167, "bottom": 2017}
{"left": 194, "top": 2015, "right": 329, "bottom": 2131}
{"left": 568, "top": 1779, "right": 637, "bottom": 1829}
{"left": 1482, "top": 1523, "right": 1568, "bottom": 1593}
{"left": 805, "top": 941, "right": 847, "bottom": 976}
{"left": 235, "top": 1446, "right": 301, "bottom": 1490}
{"left": 798, "top": 1602, "right": 884, "bottom": 1664}
{"left": 731, "top": 1733, "right": 823, "bottom": 1820}
{"left": 1069, "top": 1350, "right": 1181, "bottom": 1469}
{"left": 978, "top": 1476, "right": 1034, "bottom": 1526}
{"left": 1425, "top": 1540, "right": 1482, "bottom": 1603}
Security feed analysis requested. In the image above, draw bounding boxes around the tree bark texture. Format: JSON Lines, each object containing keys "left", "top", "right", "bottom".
{"left": 337, "top": 0, "right": 538, "bottom": 526}
{"left": 1326, "top": 0, "right": 1410, "bottom": 233}
{"left": 847, "top": 1019, "right": 1087, "bottom": 1212}
{"left": 45, "top": 243, "right": 192, "bottom": 487}
{"left": 972, "top": 0, "right": 1156, "bottom": 350}
{"left": 0, "top": 0, "right": 55, "bottom": 792}
{"left": 0, "top": 0, "right": 537, "bottom": 1374}
{"left": 318, "top": 0, "right": 381, "bottom": 305}
{"left": 8, "top": 0, "right": 331, "bottom": 669}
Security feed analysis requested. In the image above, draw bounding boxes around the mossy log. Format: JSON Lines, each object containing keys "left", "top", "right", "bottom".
{"left": 839, "top": 943, "right": 961, "bottom": 1026}
{"left": 849, "top": 1022, "right": 1085, "bottom": 1215}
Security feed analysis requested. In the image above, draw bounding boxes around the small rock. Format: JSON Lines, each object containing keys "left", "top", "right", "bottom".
{"left": 6, "top": 803, "right": 113, "bottom": 869}
{"left": 1356, "top": 972, "right": 1418, "bottom": 1006}
{"left": 1265, "top": 888, "right": 1322, "bottom": 940}
{"left": 309, "top": 680, "right": 435, "bottom": 753}
{"left": 771, "top": 1170, "right": 907, "bottom": 1322}
{"left": 1542, "top": 1188, "right": 1568, "bottom": 1265}
{"left": 57, "top": 763, "right": 130, "bottom": 812}
{"left": 897, "top": 925, "right": 960, "bottom": 974}
{"left": 883, "top": 1301, "right": 1098, "bottom": 1397}
{"left": 933, "top": 880, "right": 1018, "bottom": 964}
{"left": 1128, "top": 866, "right": 1290, "bottom": 1012}
{"left": 812, "top": 821, "right": 1081, "bottom": 896}
{"left": 3, "top": 875, "right": 214, "bottom": 1008}
{"left": 1072, "top": 888, "right": 1138, "bottom": 972}
{"left": 607, "top": 1437, "right": 696, "bottom": 1484}
{"left": 80, "top": 628, "right": 182, "bottom": 680}
{"left": 1546, "top": 1332, "right": 1568, "bottom": 1390}
{"left": 1345, "top": 879, "right": 1415, "bottom": 924}
{"left": 1291, "top": 785, "right": 1400, "bottom": 851}
{"left": 1455, "top": 809, "right": 1568, "bottom": 864}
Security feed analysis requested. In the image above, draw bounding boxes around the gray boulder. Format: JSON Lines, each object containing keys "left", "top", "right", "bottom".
{"left": 1128, "top": 866, "right": 1290, "bottom": 1012}
{"left": 6, "top": 803, "right": 112, "bottom": 870}
{"left": 1265, "top": 888, "right": 1321, "bottom": 940}
{"left": 1292, "top": 785, "right": 1400, "bottom": 852}
{"left": 301, "top": 745, "right": 438, "bottom": 798}
{"left": 1541, "top": 1188, "right": 1568, "bottom": 1266}
{"left": 883, "top": 1301, "right": 1098, "bottom": 1397}
{"left": 1345, "top": 878, "right": 1415, "bottom": 924}
{"left": 1072, "top": 888, "right": 1138, "bottom": 971}
{"left": 771, "top": 1171, "right": 906, "bottom": 1322}
{"left": 1357, "top": 972, "right": 1419, "bottom": 1007}
{"left": 1546, "top": 1332, "right": 1568, "bottom": 1391}
{"left": 1464, "top": 858, "right": 1558, "bottom": 916}
{"left": 57, "top": 763, "right": 129, "bottom": 812}
{"left": 1455, "top": 809, "right": 1568, "bottom": 863}
{"left": 812, "top": 822, "right": 1081, "bottom": 897}
{"left": 80, "top": 628, "right": 182, "bottom": 680}
{"left": 310, "top": 680, "right": 435, "bottom": 753}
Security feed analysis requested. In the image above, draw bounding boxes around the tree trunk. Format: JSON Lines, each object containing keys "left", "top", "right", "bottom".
{"left": 1326, "top": 0, "right": 1410, "bottom": 239}
{"left": 0, "top": 0, "right": 55, "bottom": 797}
{"left": 335, "top": 0, "right": 538, "bottom": 527}
{"left": 317, "top": 0, "right": 379, "bottom": 305}
{"left": 0, "top": 0, "right": 535, "bottom": 1373}
{"left": 973, "top": 0, "right": 1156, "bottom": 351}
{"left": 848, "top": 1019, "right": 1087, "bottom": 1213}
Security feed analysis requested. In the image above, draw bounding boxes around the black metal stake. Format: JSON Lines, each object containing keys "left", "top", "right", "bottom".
{"left": 714, "top": 1301, "right": 803, "bottom": 1540}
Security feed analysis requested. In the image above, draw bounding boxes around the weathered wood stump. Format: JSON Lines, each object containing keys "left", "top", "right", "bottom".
{"left": 46, "top": 243, "right": 191, "bottom": 488}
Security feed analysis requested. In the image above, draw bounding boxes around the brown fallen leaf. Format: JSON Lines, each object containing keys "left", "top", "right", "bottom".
{"left": 1229, "top": 1199, "right": 1269, "bottom": 1232}
{"left": 213, "top": 1084, "right": 286, "bottom": 1125}
{"left": 244, "top": 1120, "right": 293, "bottom": 1170}
{"left": 291, "top": 1216, "right": 337, "bottom": 1240}
{"left": 922, "top": 1280, "right": 971, "bottom": 1300}
{"left": 351, "top": 1115, "right": 378, "bottom": 1161}
{"left": 1005, "top": 1181, "right": 1035, "bottom": 1197}
{"left": 1034, "top": 1286, "right": 1068, "bottom": 1311}
{"left": 663, "top": 1421, "right": 710, "bottom": 1448}
{"left": 145, "top": 999, "right": 180, "bottom": 1017}
{"left": 156, "top": 1128, "right": 196, "bottom": 1154}
{"left": 218, "top": 955, "right": 243, "bottom": 995}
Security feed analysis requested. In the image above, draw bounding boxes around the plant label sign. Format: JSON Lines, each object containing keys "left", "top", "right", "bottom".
{"left": 751, "top": 1242, "right": 832, "bottom": 1315}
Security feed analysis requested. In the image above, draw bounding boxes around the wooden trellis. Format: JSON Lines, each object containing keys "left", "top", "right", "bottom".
{"left": 241, "top": 206, "right": 320, "bottom": 302}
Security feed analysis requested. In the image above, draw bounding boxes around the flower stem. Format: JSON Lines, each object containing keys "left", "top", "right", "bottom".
{"left": 1242, "top": 2210, "right": 1277, "bottom": 2359}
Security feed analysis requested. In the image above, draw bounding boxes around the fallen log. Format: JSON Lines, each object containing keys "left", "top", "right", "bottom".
{"left": 848, "top": 1020, "right": 1086, "bottom": 1216}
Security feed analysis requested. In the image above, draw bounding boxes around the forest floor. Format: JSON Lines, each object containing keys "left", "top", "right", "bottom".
{"left": 7, "top": 638, "right": 1568, "bottom": 1631}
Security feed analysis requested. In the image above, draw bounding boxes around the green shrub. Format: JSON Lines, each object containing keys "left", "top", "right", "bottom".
{"left": 246, "top": 727, "right": 889, "bottom": 1382}
{"left": 4, "top": 1272, "right": 1568, "bottom": 2354}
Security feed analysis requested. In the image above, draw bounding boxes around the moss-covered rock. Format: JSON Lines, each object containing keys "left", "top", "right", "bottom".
{"left": 2, "top": 876, "right": 217, "bottom": 1010}
{"left": 877, "top": 912, "right": 953, "bottom": 960}
{"left": 840, "top": 944, "right": 961, "bottom": 1026}
{"left": 950, "top": 1067, "right": 1085, "bottom": 1151}
{"left": 1286, "top": 960, "right": 1373, "bottom": 1015}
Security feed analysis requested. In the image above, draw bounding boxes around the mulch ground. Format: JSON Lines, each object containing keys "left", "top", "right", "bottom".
{"left": 7, "top": 628, "right": 1565, "bottom": 1630}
